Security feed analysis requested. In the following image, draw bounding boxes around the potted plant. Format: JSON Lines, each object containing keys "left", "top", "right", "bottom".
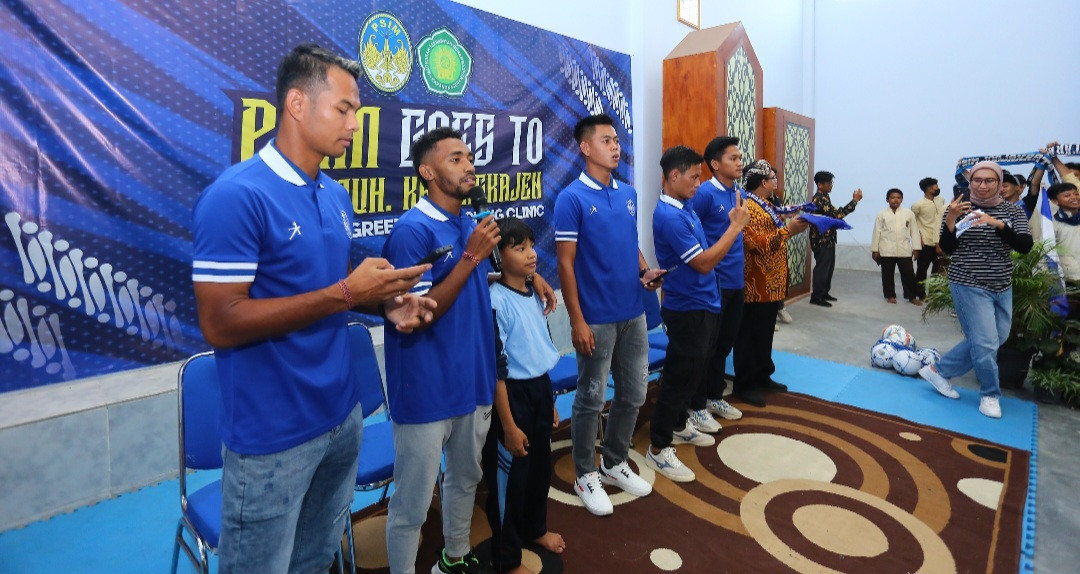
{"left": 921, "top": 240, "right": 1072, "bottom": 389}
{"left": 1029, "top": 320, "right": 1080, "bottom": 405}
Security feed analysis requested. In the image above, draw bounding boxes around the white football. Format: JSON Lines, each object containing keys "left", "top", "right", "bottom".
{"left": 892, "top": 349, "right": 922, "bottom": 376}
{"left": 871, "top": 340, "right": 900, "bottom": 369}
{"left": 917, "top": 347, "right": 941, "bottom": 366}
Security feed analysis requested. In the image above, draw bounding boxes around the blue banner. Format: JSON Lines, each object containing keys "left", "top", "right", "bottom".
{"left": 0, "top": 0, "right": 634, "bottom": 391}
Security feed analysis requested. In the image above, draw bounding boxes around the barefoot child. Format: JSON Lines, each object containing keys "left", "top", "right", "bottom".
{"left": 483, "top": 217, "right": 566, "bottom": 573}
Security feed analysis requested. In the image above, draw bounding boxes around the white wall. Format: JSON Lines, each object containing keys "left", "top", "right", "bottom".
{"left": 454, "top": 0, "right": 1080, "bottom": 260}
{"left": 451, "top": 0, "right": 810, "bottom": 264}
{"left": 814, "top": 0, "right": 1080, "bottom": 254}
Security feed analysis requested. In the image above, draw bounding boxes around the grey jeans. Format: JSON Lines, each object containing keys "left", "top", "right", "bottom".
{"left": 386, "top": 405, "right": 492, "bottom": 574}
{"left": 571, "top": 313, "right": 649, "bottom": 476}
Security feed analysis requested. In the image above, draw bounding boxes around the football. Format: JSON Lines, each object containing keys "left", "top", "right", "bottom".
{"left": 882, "top": 324, "right": 915, "bottom": 348}
{"left": 871, "top": 339, "right": 901, "bottom": 369}
{"left": 917, "top": 347, "right": 941, "bottom": 366}
{"left": 892, "top": 349, "right": 922, "bottom": 376}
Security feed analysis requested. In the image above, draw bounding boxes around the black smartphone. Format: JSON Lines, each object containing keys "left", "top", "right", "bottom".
{"left": 644, "top": 267, "right": 672, "bottom": 285}
{"left": 417, "top": 244, "right": 453, "bottom": 266}
{"left": 959, "top": 187, "right": 971, "bottom": 203}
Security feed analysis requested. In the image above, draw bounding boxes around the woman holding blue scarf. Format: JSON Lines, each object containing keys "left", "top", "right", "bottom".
{"left": 731, "top": 160, "right": 810, "bottom": 407}
{"left": 919, "top": 161, "right": 1033, "bottom": 419}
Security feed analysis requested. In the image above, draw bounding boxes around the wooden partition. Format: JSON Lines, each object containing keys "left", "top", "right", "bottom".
{"left": 764, "top": 107, "right": 816, "bottom": 298}
{"left": 662, "top": 21, "right": 763, "bottom": 173}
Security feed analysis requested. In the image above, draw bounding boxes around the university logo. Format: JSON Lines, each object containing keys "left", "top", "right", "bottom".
{"left": 358, "top": 12, "right": 412, "bottom": 94}
{"left": 416, "top": 28, "right": 473, "bottom": 97}
{"left": 626, "top": 199, "right": 636, "bottom": 217}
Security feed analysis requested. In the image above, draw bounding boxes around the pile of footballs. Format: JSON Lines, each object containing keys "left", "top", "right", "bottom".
{"left": 870, "top": 325, "right": 940, "bottom": 377}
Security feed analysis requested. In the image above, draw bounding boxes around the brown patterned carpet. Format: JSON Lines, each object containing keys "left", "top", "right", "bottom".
{"left": 351, "top": 390, "right": 1028, "bottom": 573}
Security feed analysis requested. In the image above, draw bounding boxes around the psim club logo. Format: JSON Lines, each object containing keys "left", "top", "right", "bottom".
{"left": 358, "top": 12, "right": 412, "bottom": 94}
{"left": 416, "top": 27, "right": 472, "bottom": 97}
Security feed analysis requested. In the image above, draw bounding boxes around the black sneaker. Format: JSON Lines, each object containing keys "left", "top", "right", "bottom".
{"left": 432, "top": 548, "right": 485, "bottom": 574}
{"left": 824, "top": 294, "right": 838, "bottom": 301}
{"left": 763, "top": 379, "right": 788, "bottom": 392}
{"left": 808, "top": 299, "right": 832, "bottom": 307}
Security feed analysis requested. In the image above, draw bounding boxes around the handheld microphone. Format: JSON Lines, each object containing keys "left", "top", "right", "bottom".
{"left": 468, "top": 187, "right": 502, "bottom": 272}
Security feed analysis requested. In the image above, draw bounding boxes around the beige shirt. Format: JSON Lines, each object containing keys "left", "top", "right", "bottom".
{"left": 871, "top": 206, "right": 921, "bottom": 257}
{"left": 910, "top": 196, "right": 945, "bottom": 246}
{"left": 1053, "top": 214, "right": 1080, "bottom": 281}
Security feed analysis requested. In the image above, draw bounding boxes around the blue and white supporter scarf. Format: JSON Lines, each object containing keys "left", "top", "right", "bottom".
{"left": 954, "top": 144, "right": 1078, "bottom": 187}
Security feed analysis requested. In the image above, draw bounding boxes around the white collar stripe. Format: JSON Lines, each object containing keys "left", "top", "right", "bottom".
{"left": 659, "top": 194, "right": 683, "bottom": 208}
{"left": 258, "top": 144, "right": 307, "bottom": 186}
{"left": 415, "top": 197, "right": 449, "bottom": 222}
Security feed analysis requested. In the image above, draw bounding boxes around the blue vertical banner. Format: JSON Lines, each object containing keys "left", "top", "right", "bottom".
{"left": 0, "top": 0, "right": 634, "bottom": 391}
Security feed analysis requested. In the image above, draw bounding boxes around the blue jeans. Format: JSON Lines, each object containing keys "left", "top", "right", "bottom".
{"left": 218, "top": 402, "right": 362, "bottom": 574}
{"left": 571, "top": 314, "right": 649, "bottom": 477}
{"left": 936, "top": 283, "right": 1012, "bottom": 398}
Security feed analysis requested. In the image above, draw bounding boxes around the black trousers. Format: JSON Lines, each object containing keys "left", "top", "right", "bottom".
{"left": 811, "top": 244, "right": 836, "bottom": 300}
{"left": 880, "top": 256, "right": 917, "bottom": 300}
{"left": 483, "top": 374, "right": 554, "bottom": 572}
{"left": 651, "top": 309, "right": 720, "bottom": 448}
{"left": 914, "top": 247, "right": 942, "bottom": 299}
{"left": 691, "top": 287, "right": 744, "bottom": 408}
{"left": 732, "top": 301, "right": 781, "bottom": 390}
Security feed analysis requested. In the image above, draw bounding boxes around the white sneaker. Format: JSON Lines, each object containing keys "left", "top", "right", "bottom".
{"left": 574, "top": 471, "right": 613, "bottom": 516}
{"left": 671, "top": 425, "right": 716, "bottom": 447}
{"left": 686, "top": 408, "right": 722, "bottom": 433}
{"left": 777, "top": 308, "right": 793, "bottom": 324}
{"left": 707, "top": 398, "right": 743, "bottom": 420}
{"left": 599, "top": 458, "right": 653, "bottom": 497}
{"left": 979, "top": 396, "right": 1002, "bottom": 418}
{"left": 646, "top": 446, "right": 696, "bottom": 482}
{"left": 918, "top": 364, "right": 959, "bottom": 399}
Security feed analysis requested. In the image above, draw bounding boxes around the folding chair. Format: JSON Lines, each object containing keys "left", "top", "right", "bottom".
{"left": 642, "top": 289, "right": 667, "bottom": 377}
{"left": 170, "top": 352, "right": 223, "bottom": 574}
{"left": 347, "top": 322, "right": 395, "bottom": 502}
{"left": 170, "top": 351, "right": 351, "bottom": 574}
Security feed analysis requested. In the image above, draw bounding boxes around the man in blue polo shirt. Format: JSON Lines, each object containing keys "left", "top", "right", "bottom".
{"left": 688, "top": 136, "right": 761, "bottom": 409}
{"left": 381, "top": 126, "right": 502, "bottom": 574}
{"left": 647, "top": 146, "right": 748, "bottom": 483}
{"left": 555, "top": 114, "right": 663, "bottom": 516}
{"left": 192, "top": 44, "right": 434, "bottom": 573}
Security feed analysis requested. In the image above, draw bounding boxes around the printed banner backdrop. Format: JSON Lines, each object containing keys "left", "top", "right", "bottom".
{"left": 0, "top": 0, "right": 634, "bottom": 391}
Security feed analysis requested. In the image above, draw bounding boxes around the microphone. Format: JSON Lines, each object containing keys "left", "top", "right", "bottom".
{"left": 468, "top": 187, "right": 502, "bottom": 272}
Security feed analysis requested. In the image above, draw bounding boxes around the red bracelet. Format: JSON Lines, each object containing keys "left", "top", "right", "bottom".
{"left": 462, "top": 251, "right": 482, "bottom": 266}
{"left": 337, "top": 279, "right": 353, "bottom": 308}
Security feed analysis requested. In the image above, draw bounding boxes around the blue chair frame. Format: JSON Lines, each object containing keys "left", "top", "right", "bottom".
{"left": 348, "top": 322, "right": 395, "bottom": 503}
{"left": 170, "top": 351, "right": 351, "bottom": 574}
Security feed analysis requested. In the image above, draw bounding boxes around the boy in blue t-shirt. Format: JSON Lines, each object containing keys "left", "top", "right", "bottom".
{"left": 483, "top": 217, "right": 566, "bottom": 573}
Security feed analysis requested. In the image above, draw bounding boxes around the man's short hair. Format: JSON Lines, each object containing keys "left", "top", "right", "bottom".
{"left": 703, "top": 136, "right": 739, "bottom": 168}
{"left": 660, "top": 146, "right": 704, "bottom": 179}
{"left": 886, "top": 188, "right": 903, "bottom": 199}
{"left": 1002, "top": 171, "right": 1018, "bottom": 186}
{"left": 814, "top": 171, "right": 834, "bottom": 185}
{"left": 410, "top": 127, "right": 464, "bottom": 181}
{"left": 918, "top": 177, "right": 938, "bottom": 192}
{"left": 275, "top": 43, "right": 361, "bottom": 111}
{"left": 497, "top": 217, "right": 535, "bottom": 250}
{"left": 573, "top": 114, "right": 616, "bottom": 144}
{"left": 1048, "top": 182, "right": 1078, "bottom": 201}
{"left": 1066, "top": 162, "right": 1080, "bottom": 172}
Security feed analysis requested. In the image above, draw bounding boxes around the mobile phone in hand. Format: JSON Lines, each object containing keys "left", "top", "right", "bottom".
{"left": 645, "top": 267, "right": 673, "bottom": 285}
{"left": 959, "top": 187, "right": 971, "bottom": 203}
{"left": 417, "top": 244, "right": 453, "bottom": 266}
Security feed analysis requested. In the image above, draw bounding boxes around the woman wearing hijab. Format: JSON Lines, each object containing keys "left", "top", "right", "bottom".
{"left": 731, "top": 160, "right": 810, "bottom": 407}
{"left": 919, "top": 161, "right": 1033, "bottom": 418}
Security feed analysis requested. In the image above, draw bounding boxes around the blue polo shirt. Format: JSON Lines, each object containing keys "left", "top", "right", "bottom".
{"left": 653, "top": 193, "right": 722, "bottom": 313}
{"left": 191, "top": 141, "right": 358, "bottom": 455}
{"left": 490, "top": 282, "right": 561, "bottom": 380}
{"left": 689, "top": 177, "right": 745, "bottom": 289}
{"left": 381, "top": 197, "right": 496, "bottom": 424}
{"left": 553, "top": 171, "right": 643, "bottom": 324}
